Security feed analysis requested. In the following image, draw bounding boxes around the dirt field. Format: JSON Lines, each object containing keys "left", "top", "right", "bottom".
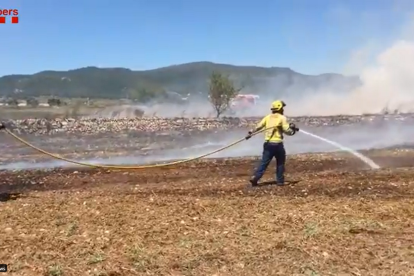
{"left": 0, "top": 150, "right": 414, "bottom": 276}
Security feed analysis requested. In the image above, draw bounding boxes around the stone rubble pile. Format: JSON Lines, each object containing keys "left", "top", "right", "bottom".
{"left": 2, "top": 114, "right": 414, "bottom": 136}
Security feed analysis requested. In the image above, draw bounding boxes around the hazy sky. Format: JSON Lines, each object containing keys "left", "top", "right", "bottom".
{"left": 2, "top": 0, "right": 413, "bottom": 76}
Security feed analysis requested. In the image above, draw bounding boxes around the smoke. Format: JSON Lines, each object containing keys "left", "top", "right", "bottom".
{"left": 91, "top": 34, "right": 414, "bottom": 119}
{"left": 91, "top": 8, "right": 414, "bottom": 119}
{"left": 4, "top": 5, "right": 414, "bottom": 171}
{"left": 290, "top": 40, "right": 414, "bottom": 116}
{"left": 280, "top": 7, "right": 414, "bottom": 116}
{"left": 84, "top": 28, "right": 414, "bottom": 119}
{"left": 2, "top": 119, "right": 414, "bottom": 171}
{"left": 85, "top": 99, "right": 219, "bottom": 118}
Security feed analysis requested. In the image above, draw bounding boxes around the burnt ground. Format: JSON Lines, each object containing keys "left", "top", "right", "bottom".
{"left": 1, "top": 151, "right": 414, "bottom": 275}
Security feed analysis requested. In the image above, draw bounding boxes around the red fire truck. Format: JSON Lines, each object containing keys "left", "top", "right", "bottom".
{"left": 230, "top": 94, "right": 260, "bottom": 111}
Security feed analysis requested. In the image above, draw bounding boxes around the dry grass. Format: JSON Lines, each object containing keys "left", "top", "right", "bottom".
{"left": 0, "top": 98, "right": 121, "bottom": 120}
{"left": 1, "top": 153, "right": 414, "bottom": 275}
{"left": 0, "top": 107, "right": 95, "bottom": 120}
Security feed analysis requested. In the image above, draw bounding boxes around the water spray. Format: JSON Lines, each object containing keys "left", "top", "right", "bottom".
{"left": 0, "top": 123, "right": 381, "bottom": 171}
{"left": 299, "top": 129, "right": 380, "bottom": 169}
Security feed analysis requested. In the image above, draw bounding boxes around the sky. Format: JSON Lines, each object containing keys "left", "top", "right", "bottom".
{"left": 1, "top": 0, "right": 413, "bottom": 77}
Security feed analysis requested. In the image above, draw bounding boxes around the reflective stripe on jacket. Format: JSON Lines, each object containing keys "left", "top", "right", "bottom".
{"left": 255, "top": 113, "right": 294, "bottom": 143}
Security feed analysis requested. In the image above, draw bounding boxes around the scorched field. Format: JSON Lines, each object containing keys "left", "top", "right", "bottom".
{"left": 1, "top": 148, "right": 414, "bottom": 276}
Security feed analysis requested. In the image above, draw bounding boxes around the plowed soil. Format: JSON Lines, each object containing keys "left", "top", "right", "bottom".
{"left": 1, "top": 151, "right": 414, "bottom": 276}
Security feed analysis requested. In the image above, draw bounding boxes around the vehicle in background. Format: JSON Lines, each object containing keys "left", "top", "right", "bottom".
{"left": 230, "top": 94, "right": 260, "bottom": 111}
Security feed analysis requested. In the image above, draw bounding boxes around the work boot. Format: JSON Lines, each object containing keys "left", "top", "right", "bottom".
{"left": 249, "top": 177, "right": 258, "bottom": 187}
{"left": 275, "top": 177, "right": 284, "bottom": 186}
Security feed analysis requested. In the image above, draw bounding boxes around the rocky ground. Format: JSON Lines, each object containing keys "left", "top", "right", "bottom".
{"left": 2, "top": 113, "right": 413, "bottom": 135}
{"left": 1, "top": 150, "right": 414, "bottom": 275}
{"left": 1, "top": 113, "right": 412, "bottom": 168}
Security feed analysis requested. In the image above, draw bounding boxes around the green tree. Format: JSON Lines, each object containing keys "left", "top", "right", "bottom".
{"left": 48, "top": 98, "right": 62, "bottom": 107}
{"left": 7, "top": 98, "right": 18, "bottom": 107}
{"left": 127, "top": 88, "right": 155, "bottom": 103}
{"left": 127, "top": 79, "right": 167, "bottom": 103}
{"left": 208, "top": 71, "right": 240, "bottom": 118}
{"left": 26, "top": 97, "right": 39, "bottom": 107}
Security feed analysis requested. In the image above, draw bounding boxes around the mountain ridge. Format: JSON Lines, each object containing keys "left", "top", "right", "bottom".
{"left": 0, "top": 61, "right": 361, "bottom": 100}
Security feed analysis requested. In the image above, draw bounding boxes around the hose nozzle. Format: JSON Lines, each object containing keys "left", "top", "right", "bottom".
{"left": 289, "top": 123, "right": 299, "bottom": 132}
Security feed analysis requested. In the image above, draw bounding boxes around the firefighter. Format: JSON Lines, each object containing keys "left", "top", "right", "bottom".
{"left": 245, "top": 100, "right": 299, "bottom": 187}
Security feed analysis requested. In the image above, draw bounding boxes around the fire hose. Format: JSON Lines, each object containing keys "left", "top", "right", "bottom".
{"left": 0, "top": 123, "right": 294, "bottom": 170}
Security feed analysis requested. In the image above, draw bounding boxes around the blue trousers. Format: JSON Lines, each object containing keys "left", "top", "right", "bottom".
{"left": 252, "top": 142, "right": 286, "bottom": 184}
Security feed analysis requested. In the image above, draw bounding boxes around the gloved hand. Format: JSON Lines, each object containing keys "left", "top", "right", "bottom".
{"left": 289, "top": 123, "right": 299, "bottom": 132}
{"left": 245, "top": 130, "right": 254, "bottom": 140}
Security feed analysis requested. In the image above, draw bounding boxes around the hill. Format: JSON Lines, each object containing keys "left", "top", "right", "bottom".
{"left": 0, "top": 62, "right": 361, "bottom": 100}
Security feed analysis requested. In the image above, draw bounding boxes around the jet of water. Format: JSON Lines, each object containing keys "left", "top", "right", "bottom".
{"left": 299, "top": 129, "right": 380, "bottom": 169}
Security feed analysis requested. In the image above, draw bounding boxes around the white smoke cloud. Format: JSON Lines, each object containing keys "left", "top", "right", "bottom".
{"left": 83, "top": 5, "right": 414, "bottom": 119}
{"left": 292, "top": 39, "right": 414, "bottom": 116}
